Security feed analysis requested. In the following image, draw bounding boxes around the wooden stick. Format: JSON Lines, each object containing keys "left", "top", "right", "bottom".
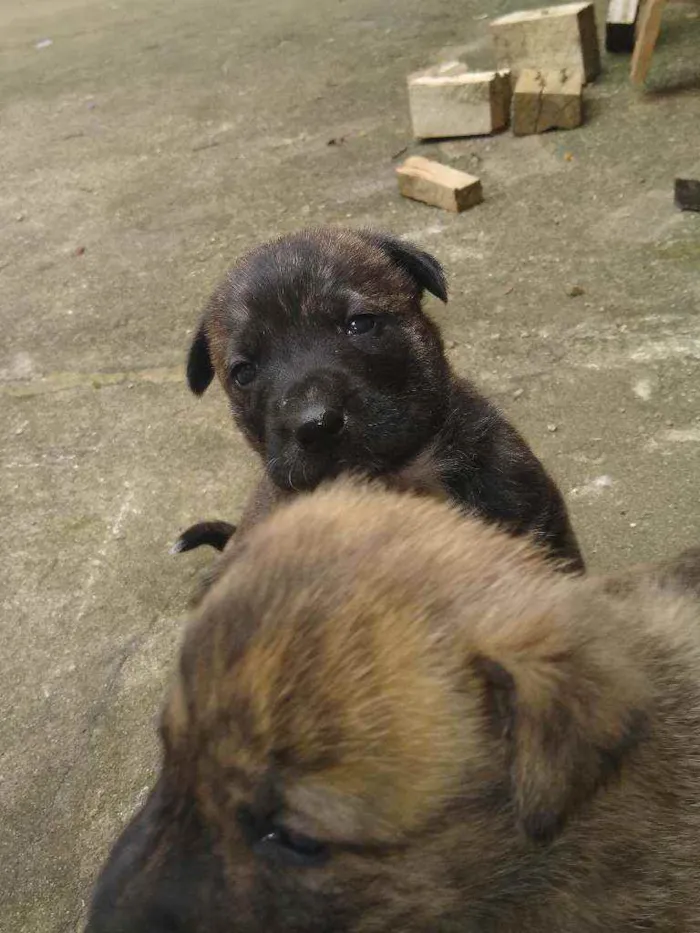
{"left": 630, "top": 0, "right": 668, "bottom": 84}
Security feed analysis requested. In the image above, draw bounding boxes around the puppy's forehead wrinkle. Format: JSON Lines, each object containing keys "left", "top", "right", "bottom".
{"left": 222, "top": 228, "right": 414, "bottom": 321}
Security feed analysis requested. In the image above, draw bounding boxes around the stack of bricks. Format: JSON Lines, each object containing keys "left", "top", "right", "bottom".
{"left": 491, "top": 1, "right": 599, "bottom": 136}
{"left": 397, "top": 2, "right": 601, "bottom": 211}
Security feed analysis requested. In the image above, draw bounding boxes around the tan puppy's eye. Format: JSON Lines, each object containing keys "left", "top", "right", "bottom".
{"left": 345, "top": 313, "right": 379, "bottom": 336}
{"left": 254, "top": 826, "right": 330, "bottom": 868}
{"left": 230, "top": 361, "right": 257, "bottom": 387}
{"left": 237, "top": 804, "right": 330, "bottom": 867}
{"left": 253, "top": 826, "right": 330, "bottom": 867}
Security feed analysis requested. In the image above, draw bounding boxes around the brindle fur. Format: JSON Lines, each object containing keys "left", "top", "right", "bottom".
{"left": 90, "top": 483, "right": 700, "bottom": 933}
{"left": 176, "top": 227, "right": 584, "bottom": 572}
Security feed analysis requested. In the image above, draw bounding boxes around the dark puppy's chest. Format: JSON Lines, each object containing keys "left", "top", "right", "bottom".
{"left": 389, "top": 442, "right": 512, "bottom": 521}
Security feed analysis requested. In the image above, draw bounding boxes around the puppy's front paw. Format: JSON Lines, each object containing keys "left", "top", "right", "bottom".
{"left": 171, "top": 520, "right": 236, "bottom": 554}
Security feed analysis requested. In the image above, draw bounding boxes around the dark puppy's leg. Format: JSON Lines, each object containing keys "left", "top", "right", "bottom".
{"left": 171, "top": 521, "right": 236, "bottom": 554}
{"left": 437, "top": 380, "right": 586, "bottom": 573}
{"left": 601, "top": 546, "right": 700, "bottom": 603}
{"left": 529, "top": 476, "right": 586, "bottom": 574}
{"left": 655, "top": 547, "right": 700, "bottom": 598}
{"left": 181, "top": 477, "right": 291, "bottom": 604}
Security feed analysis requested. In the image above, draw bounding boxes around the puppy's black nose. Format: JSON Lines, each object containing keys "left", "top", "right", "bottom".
{"left": 295, "top": 406, "right": 345, "bottom": 447}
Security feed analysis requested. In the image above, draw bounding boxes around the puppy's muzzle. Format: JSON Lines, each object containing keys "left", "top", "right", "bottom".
{"left": 295, "top": 404, "right": 345, "bottom": 448}
{"left": 276, "top": 366, "right": 350, "bottom": 451}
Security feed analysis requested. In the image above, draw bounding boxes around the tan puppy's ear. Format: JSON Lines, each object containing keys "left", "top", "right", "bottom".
{"left": 474, "top": 612, "right": 648, "bottom": 842}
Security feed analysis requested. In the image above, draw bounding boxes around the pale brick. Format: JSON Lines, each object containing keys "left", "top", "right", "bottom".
{"left": 490, "top": 2, "right": 601, "bottom": 84}
{"left": 396, "top": 156, "right": 483, "bottom": 213}
{"left": 408, "top": 70, "right": 512, "bottom": 139}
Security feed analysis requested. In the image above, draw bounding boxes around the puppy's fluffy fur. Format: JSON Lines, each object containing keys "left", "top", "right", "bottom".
{"left": 178, "top": 227, "right": 584, "bottom": 571}
{"left": 90, "top": 482, "right": 700, "bottom": 933}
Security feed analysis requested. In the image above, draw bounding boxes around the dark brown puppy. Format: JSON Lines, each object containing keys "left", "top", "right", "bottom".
{"left": 88, "top": 483, "right": 700, "bottom": 933}
{"left": 176, "top": 226, "right": 584, "bottom": 571}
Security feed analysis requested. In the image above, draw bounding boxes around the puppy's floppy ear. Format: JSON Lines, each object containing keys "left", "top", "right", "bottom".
{"left": 187, "top": 320, "right": 215, "bottom": 396}
{"left": 474, "top": 611, "right": 648, "bottom": 843}
{"left": 359, "top": 231, "right": 448, "bottom": 303}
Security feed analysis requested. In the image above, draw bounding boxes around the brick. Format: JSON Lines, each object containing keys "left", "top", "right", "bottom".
{"left": 490, "top": 2, "right": 601, "bottom": 84}
{"left": 396, "top": 157, "right": 483, "bottom": 213}
{"left": 606, "top": 0, "right": 641, "bottom": 53}
{"left": 512, "top": 68, "right": 583, "bottom": 135}
{"left": 408, "top": 60, "right": 470, "bottom": 81}
{"left": 408, "top": 69, "right": 512, "bottom": 139}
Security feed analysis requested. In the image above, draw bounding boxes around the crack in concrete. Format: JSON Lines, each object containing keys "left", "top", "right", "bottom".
{"left": 0, "top": 366, "right": 182, "bottom": 398}
{"left": 534, "top": 69, "right": 546, "bottom": 132}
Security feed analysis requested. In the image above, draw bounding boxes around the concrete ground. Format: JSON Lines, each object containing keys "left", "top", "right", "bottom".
{"left": 0, "top": 0, "right": 698, "bottom": 929}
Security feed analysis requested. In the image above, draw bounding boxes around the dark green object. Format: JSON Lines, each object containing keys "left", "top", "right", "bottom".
{"left": 675, "top": 179, "right": 700, "bottom": 213}
{"left": 606, "top": 0, "right": 640, "bottom": 53}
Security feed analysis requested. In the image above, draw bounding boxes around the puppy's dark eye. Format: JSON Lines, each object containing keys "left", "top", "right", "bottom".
{"left": 230, "top": 361, "right": 257, "bottom": 387}
{"left": 346, "top": 313, "right": 379, "bottom": 336}
{"left": 255, "top": 826, "right": 330, "bottom": 867}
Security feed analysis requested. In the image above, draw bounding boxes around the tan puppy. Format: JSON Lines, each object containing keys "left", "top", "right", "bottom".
{"left": 87, "top": 484, "right": 700, "bottom": 933}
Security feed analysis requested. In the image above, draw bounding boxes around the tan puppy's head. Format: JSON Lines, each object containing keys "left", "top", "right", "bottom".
{"left": 87, "top": 483, "right": 653, "bottom": 933}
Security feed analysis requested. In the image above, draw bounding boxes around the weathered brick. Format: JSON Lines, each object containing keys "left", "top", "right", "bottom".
{"left": 396, "top": 156, "right": 483, "bottom": 213}
{"left": 490, "top": 2, "right": 600, "bottom": 83}
{"left": 512, "top": 67, "right": 583, "bottom": 135}
{"left": 408, "top": 69, "right": 512, "bottom": 139}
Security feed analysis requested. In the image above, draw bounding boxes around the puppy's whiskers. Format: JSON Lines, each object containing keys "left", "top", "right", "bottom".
{"left": 286, "top": 452, "right": 301, "bottom": 493}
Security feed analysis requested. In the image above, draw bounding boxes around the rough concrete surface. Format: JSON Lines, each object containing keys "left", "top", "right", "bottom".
{"left": 0, "top": 0, "right": 698, "bottom": 930}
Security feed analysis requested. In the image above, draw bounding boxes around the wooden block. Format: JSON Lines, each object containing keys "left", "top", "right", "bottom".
{"left": 512, "top": 68, "right": 583, "bottom": 135}
{"left": 408, "top": 60, "right": 470, "bottom": 81}
{"left": 675, "top": 179, "right": 700, "bottom": 213}
{"left": 396, "top": 157, "right": 483, "bottom": 213}
{"left": 630, "top": 0, "right": 667, "bottom": 85}
{"left": 408, "top": 69, "right": 512, "bottom": 139}
{"left": 490, "top": 2, "right": 601, "bottom": 84}
{"left": 606, "top": 0, "right": 641, "bottom": 53}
